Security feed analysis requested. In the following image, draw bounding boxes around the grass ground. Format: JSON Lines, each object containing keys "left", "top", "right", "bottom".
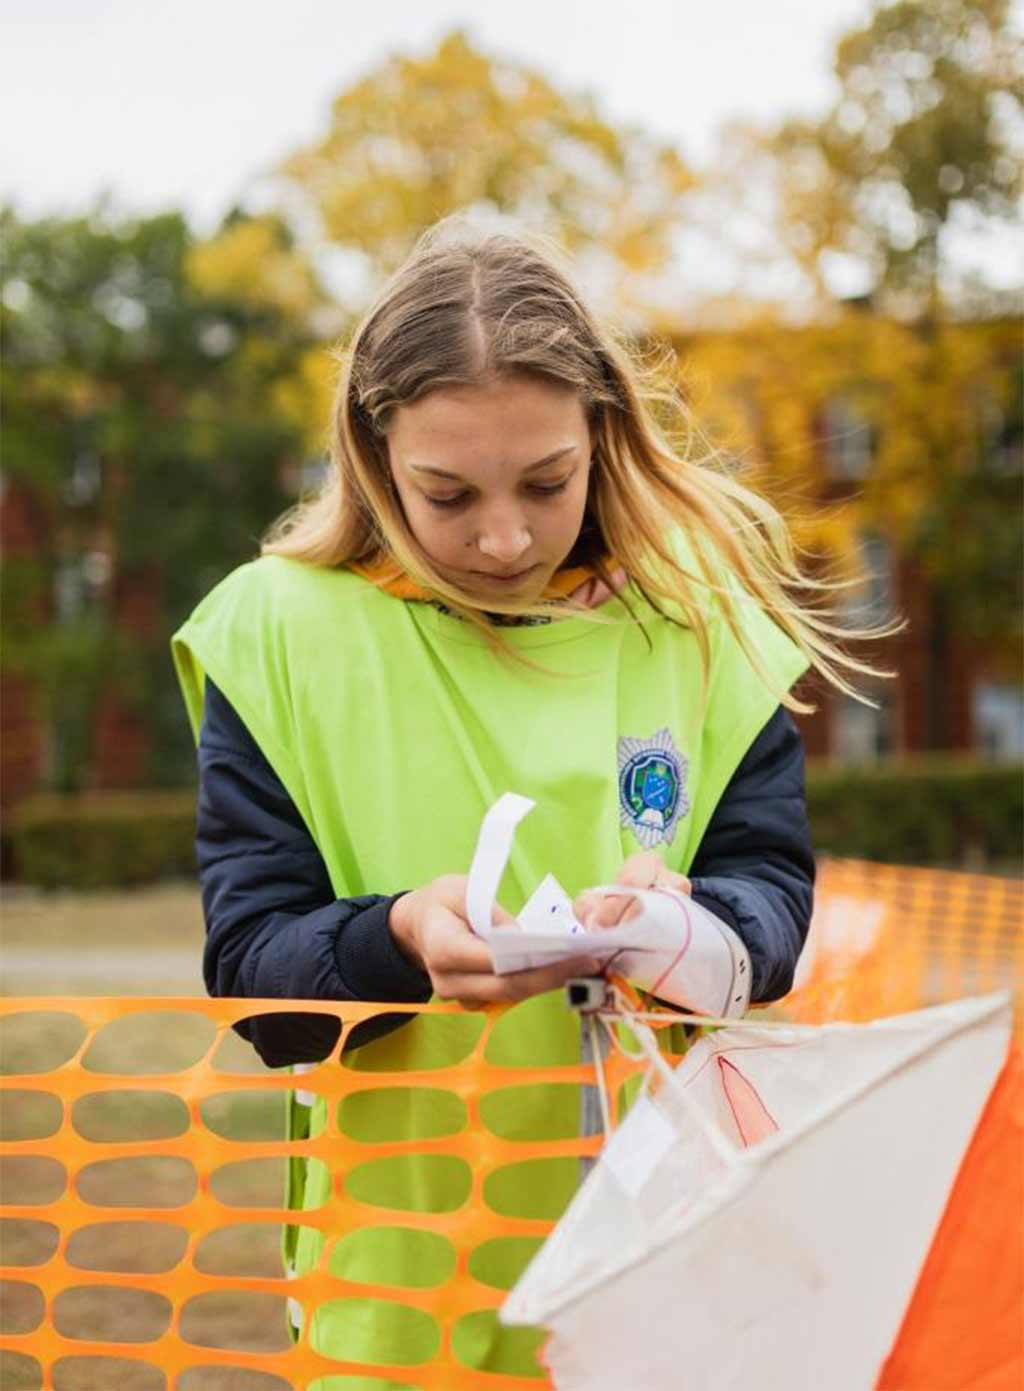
{"left": 1, "top": 881, "right": 208, "bottom": 996}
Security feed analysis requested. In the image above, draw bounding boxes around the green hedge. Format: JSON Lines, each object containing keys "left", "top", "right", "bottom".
{"left": 7, "top": 791, "right": 198, "bottom": 890}
{"left": 6, "top": 760, "right": 1022, "bottom": 889}
{"left": 805, "top": 757, "right": 1023, "bottom": 868}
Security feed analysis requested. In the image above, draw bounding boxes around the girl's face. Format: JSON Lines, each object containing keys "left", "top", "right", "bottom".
{"left": 386, "top": 375, "right": 593, "bottom": 601}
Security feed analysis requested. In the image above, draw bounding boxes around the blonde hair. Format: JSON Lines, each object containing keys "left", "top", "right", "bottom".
{"left": 264, "top": 214, "right": 898, "bottom": 711}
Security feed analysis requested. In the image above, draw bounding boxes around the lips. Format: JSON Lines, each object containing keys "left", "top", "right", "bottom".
{"left": 471, "top": 566, "right": 538, "bottom": 583}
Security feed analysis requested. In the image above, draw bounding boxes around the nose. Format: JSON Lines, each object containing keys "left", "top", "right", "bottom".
{"left": 476, "top": 508, "right": 532, "bottom": 565}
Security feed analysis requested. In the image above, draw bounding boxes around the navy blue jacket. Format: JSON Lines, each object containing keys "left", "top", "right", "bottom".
{"left": 196, "top": 678, "right": 815, "bottom": 1067}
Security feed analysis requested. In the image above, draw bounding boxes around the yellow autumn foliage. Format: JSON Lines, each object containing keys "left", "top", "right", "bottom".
{"left": 675, "top": 312, "right": 1021, "bottom": 583}
{"left": 185, "top": 216, "right": 320, "bottom": 319}
{"left": 271, "top": 346, "right": 338, "bottom": 452}
{"left": 277, "top": 29, "right": 694, "bottom": 300}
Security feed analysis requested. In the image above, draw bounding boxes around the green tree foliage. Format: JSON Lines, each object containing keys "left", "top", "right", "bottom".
{"left": 2, "top": 205, "right": 323, "bottom": 788}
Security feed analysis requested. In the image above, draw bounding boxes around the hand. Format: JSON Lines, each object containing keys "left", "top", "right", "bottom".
{"left": 573, "top": 852, "right": 691, "bottom": 929}
{"left": 389, "top": 874, "right": 601, "bottom": 1010}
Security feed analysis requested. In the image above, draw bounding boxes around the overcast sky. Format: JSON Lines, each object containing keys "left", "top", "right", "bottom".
{"left": 5, "top": 0, "right": 1020, "bottom": 312}
{"left": 3, "top": 0, "right": 872, "bottom": 230}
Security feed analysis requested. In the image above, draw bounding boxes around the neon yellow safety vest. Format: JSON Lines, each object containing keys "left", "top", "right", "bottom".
{"left": 172, "top": 553, "right": 808, "bottom": 1382}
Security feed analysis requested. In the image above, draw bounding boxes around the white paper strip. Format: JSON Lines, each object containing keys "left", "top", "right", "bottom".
{"left": 465, "top": 792, "right": 536, "bottom": 936}
{"left": 292, "top": 1060, "right": 316, "bottom": 1108}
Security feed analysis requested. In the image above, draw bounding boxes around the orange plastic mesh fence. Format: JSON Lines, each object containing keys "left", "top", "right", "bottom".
{"left": 0, "top": 995, "right": 656, "bottom": 1391}
{"left": 1, "top": 858, "right": 1021, "bottom": 1390}
{"left": 784, "top": 857, "right": 1023, "bottom": 1032}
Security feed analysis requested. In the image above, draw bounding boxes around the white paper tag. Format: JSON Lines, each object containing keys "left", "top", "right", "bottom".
{"left": 518, "top": 873, "right": 585, "bottom": 935}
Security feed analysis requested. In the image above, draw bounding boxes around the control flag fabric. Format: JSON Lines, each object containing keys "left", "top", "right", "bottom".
{"left": 503, "top": 993, "right": 1018, "bottom": 1391}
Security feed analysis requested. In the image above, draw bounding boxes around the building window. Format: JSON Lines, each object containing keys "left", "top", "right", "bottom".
{"left": 63, "top": 451, "right": 102, "bottom": 507}
{"left": 973, "top": 683, "right": 1024, "bottom": 760}
{"left": 53, "top": 551, "right": 110, "bottom": 623}
{"left": 831, "top": 692, "right": 897, "bottom": 762}
{"left": 821, "top": 396, "right": 875, "bottom": 481}
{"left": 842, "top": 531, "right": 897, "bottom": 627}
{"left": 54, "top": 559, "right": 86, "bottom": 623}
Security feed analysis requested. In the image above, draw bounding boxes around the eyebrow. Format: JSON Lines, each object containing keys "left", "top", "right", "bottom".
{"left": 409, "top": 446, "right": 577, "bottom": 481}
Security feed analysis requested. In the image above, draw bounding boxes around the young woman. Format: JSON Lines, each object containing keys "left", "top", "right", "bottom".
{"left": 172, "top": 216, "right": 884, "bottom": 1379}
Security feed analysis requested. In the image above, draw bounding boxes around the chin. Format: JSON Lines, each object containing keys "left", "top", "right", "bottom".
{"left": 436, "top": 561, "right": 557, "bottom": 602}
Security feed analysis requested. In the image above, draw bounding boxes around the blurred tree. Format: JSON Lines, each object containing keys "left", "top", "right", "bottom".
{"left": 3, "top": 14, "right": 1018, "bottom": 799}
{"left": 1, "top": 205, "right": 324, "bottom": 790}
{"left": 186, "top": 211, "right": 325, "bottom": 320}
{"left": 729, "top": 0, "right": 1024, "bottom": 743}
{"left": 683, "top": 313, "right": 1021, "bottom": 641}
{"left": 770, "top": 0, "right": 1022, "bottom": 310}
{"left": 272, "top": 28, "right": 694, "bottom": 325}
{"left": 680, "top": 308, "right": 1022, "bottom": 757}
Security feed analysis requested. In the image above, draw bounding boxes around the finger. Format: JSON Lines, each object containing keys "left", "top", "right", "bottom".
{"left": 432, "top": 874, "right": 471, "bottom": 907}
{"left": 615, "top": 852, "right": 665, "bottom": 888}
{"left": 434, "top": 875, "right": 517, "bottom": 929}
{"left": 574, "top": 892, "right": 640, "bottom": 929}
{"left": 601, "top": 896, "right": 642, "bottom": 926}
{"left": 431, "top": 972, "right": 507, "bottom": 1008}
{"left": 615, "top": 855, "right": 691, "bottom": 895}
{"left": 502, "top": 954, "right": 604, "bottom": 999}
{"left": 437, "top": 954, "right": 602, "bottom": 1009}
{"left": 659, "top": 872, "right": 692, "bottom": 895}
{"left": 574, "top": 889, "right": 625, "bottom": 922}
{"left": 573, "top": 891, "right": 603, "bottom": 926}
{"left": 421, "top": 909, "right": 496, "bottom": 975}
{"left": 572, "top": 890, "right": 599, "bottom": 924}
{"left": 422, "top": 902, "right": 533, "bottom": 978}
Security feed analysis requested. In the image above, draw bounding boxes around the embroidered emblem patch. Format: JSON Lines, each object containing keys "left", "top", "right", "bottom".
{"left": 618, "top": 727, "right": 689, "bottom": 848}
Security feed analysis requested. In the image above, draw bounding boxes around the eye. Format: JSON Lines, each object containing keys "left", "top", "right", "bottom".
{"left": 528, "top": 479, "right": 571, "bottom": 498}
{"left": 425, "top": 493, "right": 470, "bottom": 510}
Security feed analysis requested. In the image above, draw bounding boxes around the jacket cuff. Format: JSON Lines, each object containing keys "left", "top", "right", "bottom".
{"left": 691, "top": 880, "right": 765, "bottom": 1003}
{"left": 690, "top": 875, "right": 795, "bottom": 1005}
{"left": 333, "top": 892, "right": 433, "bottom": 1003}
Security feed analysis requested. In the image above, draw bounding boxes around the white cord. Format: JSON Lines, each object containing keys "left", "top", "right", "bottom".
{"left": 602, "top": 1006, "right": 804, "bottom": 1031}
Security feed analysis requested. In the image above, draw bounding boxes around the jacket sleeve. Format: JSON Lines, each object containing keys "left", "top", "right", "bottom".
{"left": 689, "top": 705, "right": 815, "bottom": 1004}
{"left": 196, "top": 677, "right": 432, "bottom": 1068}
